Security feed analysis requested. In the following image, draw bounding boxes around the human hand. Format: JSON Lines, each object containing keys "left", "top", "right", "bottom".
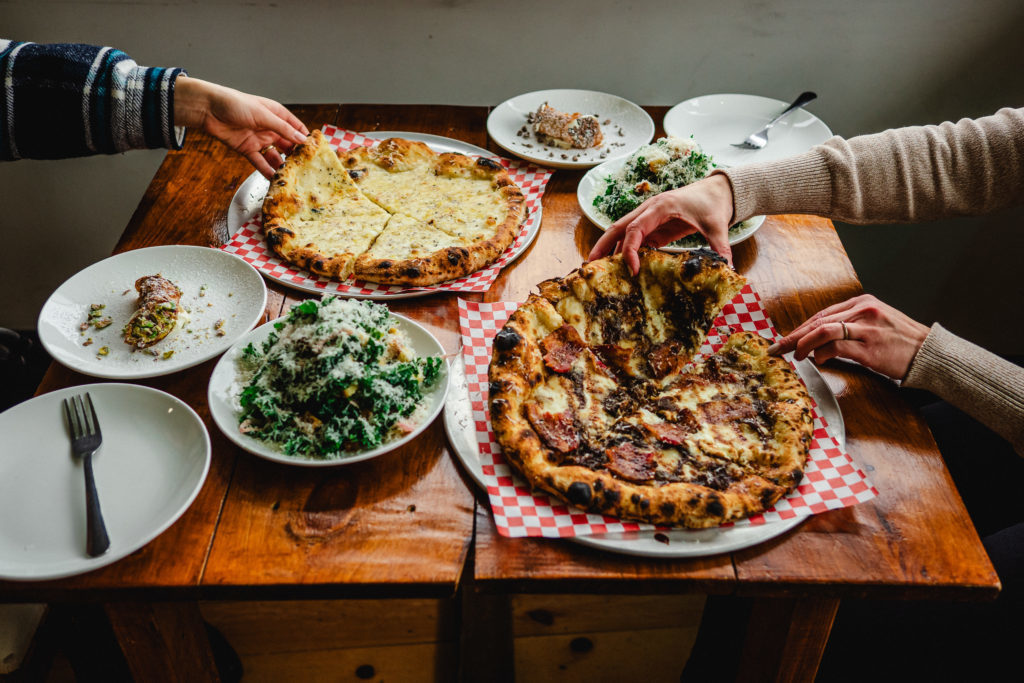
{"left": 587, "top": 173, "right": 736, "bottom": 274}
{"left": 173, "top": 76, "right": 309, "bottom": 179}
{"left": 769, "top": 294, "right": 931, "bottom": 380}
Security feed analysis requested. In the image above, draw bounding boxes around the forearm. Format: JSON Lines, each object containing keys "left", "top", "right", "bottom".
{"left": 904, "top": 324, "right": 1024, "bottom": 455}
{"left": 0, "top": 40, "right": 184, "bottom": 161}
{"left": 722, "top": 107, "right": 1024, "bottom": 224}
{"left": 172, "top": 75, "right": 222, "bottom": 130}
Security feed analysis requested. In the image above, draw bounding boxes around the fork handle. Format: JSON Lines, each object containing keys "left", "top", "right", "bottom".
{"left": 83, "top": 454, "right": 110, "bottom": 557}
{"left": 765, "top": 91, "right": 818, "bottom": 130}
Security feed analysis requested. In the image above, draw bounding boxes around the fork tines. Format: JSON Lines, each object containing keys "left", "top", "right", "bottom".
{"left": 63, "top": 393, "right": 100, "bottom": 438}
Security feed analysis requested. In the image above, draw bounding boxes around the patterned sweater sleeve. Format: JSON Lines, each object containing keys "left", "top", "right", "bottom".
{"left": 720, "top": 108, "right": 1024, "bottom": 454}
{"left": 0, "top": 39, "right": 185, "bottom": 161}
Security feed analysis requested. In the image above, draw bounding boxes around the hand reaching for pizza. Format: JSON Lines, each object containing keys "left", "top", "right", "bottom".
{"left": 769, "top": 294, "right": 931, "bottom": 380}
{"left": 173, "top": 76, "right": 309, "bottom": 179}
{"left": 588, "top": 173, "right": 736, "bottom": 274}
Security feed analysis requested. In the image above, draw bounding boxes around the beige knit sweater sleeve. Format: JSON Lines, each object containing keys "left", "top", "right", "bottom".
{"left": 722, "top": 107, "right": 1024, "bottom": 454}
{"left": 725, "top": 107, "right": 1024, "bottom": 223}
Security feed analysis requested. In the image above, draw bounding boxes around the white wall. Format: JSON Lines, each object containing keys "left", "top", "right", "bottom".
{"left": 2, "top": 0, "right": 1022, "bottom": 351}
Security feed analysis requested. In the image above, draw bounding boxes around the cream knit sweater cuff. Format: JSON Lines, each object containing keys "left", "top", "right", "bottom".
{"left": 904, "top": 323, "right": 1024, "bottom": 455}
{"left": 718, "top": 151, "right": 833, "bottom": 222}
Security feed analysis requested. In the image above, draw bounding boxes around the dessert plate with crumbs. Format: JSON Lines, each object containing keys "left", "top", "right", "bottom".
{"left": 488, "top": 89, "right": 654, "bottom": 169}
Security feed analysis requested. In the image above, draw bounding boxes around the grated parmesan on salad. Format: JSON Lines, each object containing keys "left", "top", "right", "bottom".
{"left": 235, "top": 296, "right": 442, "bottom": 458}
{"left": 593, "top": 136, "right": 714, "bottom": 221}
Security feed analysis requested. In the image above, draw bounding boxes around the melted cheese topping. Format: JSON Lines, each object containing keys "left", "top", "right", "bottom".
{"left": 294, "top": 197, "right": 390, "bottom": 256}
{"left": 365, "top": 213, "right": 466, "bottom": 260}
{"left": 270, "top": 136, "right": 520, "bottom": 281}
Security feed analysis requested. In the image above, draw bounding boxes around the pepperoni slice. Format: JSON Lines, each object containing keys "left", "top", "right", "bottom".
{"left": 605, "top": 442, "right": 657, "bottom": 482}
{"left": 525, "top": 402, "right": 579, "bottom": 453}
{"left": 700, "top": 400, "right": 758, "bottom": 425}
{"left": 648, "top": 340, "right": 684, "bottom": 378}
{"left": 541, "top": 324, "right": 586, "bottom": 373}
{"left": 593, "top": 344, "right": 636, "bottom": 376}
{"left": 644, "top": 420, "right": 694, "bottom": 446}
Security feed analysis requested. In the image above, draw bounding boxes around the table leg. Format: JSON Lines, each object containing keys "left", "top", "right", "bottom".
{"left": 736, "top": 597, "right": 839, "bottom": 683}
{"left": 458, "top": 585, "right": 513, "bottom": 683}
{"left": 104, "top": 601, "right": 220, "bottom": 683}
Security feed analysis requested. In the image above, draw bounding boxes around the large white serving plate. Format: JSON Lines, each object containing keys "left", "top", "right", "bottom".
{"left": 227, "top": 132, "right": 543, "bottom": 299}
{"left": 488, "top": 89, "right": 655, "bottom": 169}
{"left": 577, "top": 155, "right": 766, "bottom": 251}
{"left": 38, "top": 245, "right": 267, "bottom": 379}
{"left": 0, "top": 384, "right": 211, "bottom": 580}
{"left": 663, "top": 93, "right": 833, "bottom": 167}
{"left": 443, "top": 355, "right": 844, "bottom": 558}
{"left": 208, "top": 309, "right": 449, "bottom": 467}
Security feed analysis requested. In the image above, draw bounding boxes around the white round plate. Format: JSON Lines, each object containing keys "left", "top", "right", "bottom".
{"left": 577, "top": 156, "right": 766, "bottom": 250}
{"left": 488, "top": 89, "right": 655, "bottom": 169}
{"left": 0, "top": 384, "right": 211, "bottom": 581}
{"left": 208, "top": 310, "right": 450, "bottom": 467}
{"left": 38, "top": 246, "right": 267, "bottom": 380}
{"left": 663, "top": 93, "right": 833, "bottom": 168}
{"left": 443, "top": 354, "right": 844, "bottom": 558}
{"left": 227, "top": 131, "right": 543, "bottom": 299}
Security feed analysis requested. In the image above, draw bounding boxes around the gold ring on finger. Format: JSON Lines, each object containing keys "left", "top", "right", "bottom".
{"left": 260, "top": 145, "right": 276, "bottom": 155}
{"left": 841, "top": 321, "right": 850, "bottom": 340}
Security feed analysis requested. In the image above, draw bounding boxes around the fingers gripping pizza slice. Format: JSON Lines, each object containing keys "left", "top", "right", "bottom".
{"left": 489, "top": 249, "right": 815, "bottom": 528}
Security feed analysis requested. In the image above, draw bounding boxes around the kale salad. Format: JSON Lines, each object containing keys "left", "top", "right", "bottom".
{"left": 593, "top": 136, "right": 715, "bottom": 221}
{"left": 235, "top": 296, "right": 443, "bottom": 458}
{"left": 592, "top": 136, "right": 754, "bottom": 249}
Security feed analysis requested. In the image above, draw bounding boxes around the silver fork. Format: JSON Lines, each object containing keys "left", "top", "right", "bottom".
{"left": 731, "top": 91, "right": 818, "bottom": 150}
{"left": 62, "top": 393, "right": 110, "bottom": 557}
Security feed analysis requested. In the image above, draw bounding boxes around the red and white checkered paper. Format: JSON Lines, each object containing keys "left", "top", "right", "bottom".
{"left": 221, "top": 125, "right": 553, "bottom": 297}
{"left": 458, "top": 286, "right": 877, "bottom": 538}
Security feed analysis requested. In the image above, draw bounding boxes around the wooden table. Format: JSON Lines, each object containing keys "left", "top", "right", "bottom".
{"left": 0, "top": 105, "right": 999, "bottom": 682}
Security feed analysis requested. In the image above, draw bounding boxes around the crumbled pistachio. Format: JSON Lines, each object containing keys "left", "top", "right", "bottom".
{"left": 162, "top": 350, "right": 175, "bottom": 360}
{"left": 97, "top": 346, "right": 110, "bottom": 357}
{"left": 83, "top": 338, "right": 93, "bottom": 346}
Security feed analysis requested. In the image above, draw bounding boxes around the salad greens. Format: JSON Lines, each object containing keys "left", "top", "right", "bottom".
{"left": 593, "top": 136, "right": 715, "bottom": 221}
{"left": 236, "top": 296, "right": 442, "bottom": 458}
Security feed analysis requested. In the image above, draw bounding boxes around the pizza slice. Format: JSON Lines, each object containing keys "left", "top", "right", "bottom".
{"left": 353, "top": 213, "right": 472, "bottom": 286}
{"left": 339, "top": 139, "right": 438, "bottom": 217}
{"left": 638, "top": 248, "right": 746, "bottom": 355}
{"left": 262, "top": 130, "right": 391, "bottom": 279}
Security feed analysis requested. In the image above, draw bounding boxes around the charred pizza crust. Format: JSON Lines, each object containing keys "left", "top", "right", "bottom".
{"left": 262, "top": 130, "right": 390, "bottom": 280}
{"left": 261, "top": 131, "right": 526, "bottom": 286}
{"left": 488, "top": 249, "right": 815, "bottom": 528}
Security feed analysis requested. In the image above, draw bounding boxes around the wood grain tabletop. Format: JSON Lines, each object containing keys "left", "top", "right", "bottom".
{"left": 0, "top": 105, "right": 997, "bottom": 611}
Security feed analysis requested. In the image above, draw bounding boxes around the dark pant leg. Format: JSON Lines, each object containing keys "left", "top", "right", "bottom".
{"left": 816, "top": 400, "right": 1022, "bottom": 681}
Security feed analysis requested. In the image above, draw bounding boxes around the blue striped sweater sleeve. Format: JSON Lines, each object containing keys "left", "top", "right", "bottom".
{"left": 0, "top": 40, "right": 185, "bottom": 161}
